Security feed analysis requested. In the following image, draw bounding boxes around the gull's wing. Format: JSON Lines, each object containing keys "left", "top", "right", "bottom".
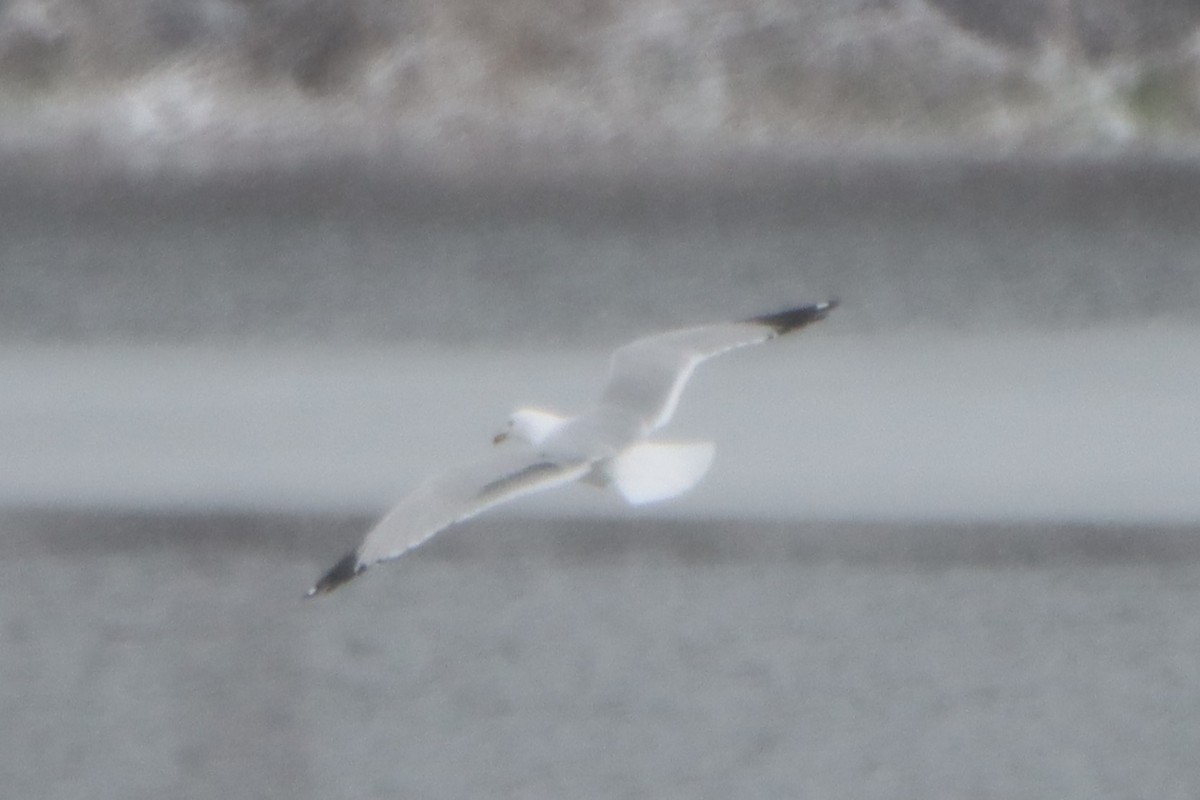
{"left": 308, "top": 450, "right": 591, "bottom": 595}
{"left": 598, "top": 301, "right": 836, "bottom": 432}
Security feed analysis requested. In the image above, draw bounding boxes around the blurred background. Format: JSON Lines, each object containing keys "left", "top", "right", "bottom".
{"left": 3, "top": 1, "right": 1199, "bottom": 797}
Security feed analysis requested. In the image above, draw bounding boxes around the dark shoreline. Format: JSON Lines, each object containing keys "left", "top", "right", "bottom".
{"left": 7, "top": 507, "right": 1199, "bottom": 567}
{"left": 5, "top": 146, "right": 1199, "bottom": 343}
{"left": 6, "top": 148, "right": 1200, "bottom": 230}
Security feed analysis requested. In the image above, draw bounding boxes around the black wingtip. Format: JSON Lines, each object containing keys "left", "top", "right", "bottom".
{"left": 748, "top": 299, "right": 838, "bottom": 336}
{"left": 306, "top": 552, "right": 366, "bottom": 598}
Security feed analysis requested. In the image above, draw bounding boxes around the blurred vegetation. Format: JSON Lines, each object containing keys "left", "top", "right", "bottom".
{"left": 0, "top": 0, "right": 1197, "bottom": 162}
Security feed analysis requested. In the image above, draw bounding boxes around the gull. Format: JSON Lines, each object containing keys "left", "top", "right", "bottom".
{"left": 307, "top": 300, "right": 837, "bottom": 595}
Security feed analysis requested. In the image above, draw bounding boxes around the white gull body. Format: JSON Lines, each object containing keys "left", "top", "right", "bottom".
{"left": 308, "top": 301, "right": 836, "bottom": 595}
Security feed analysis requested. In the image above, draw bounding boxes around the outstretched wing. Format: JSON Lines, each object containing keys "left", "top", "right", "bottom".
{"left": 598, "top": 301, "right": 836, "bottom": 432}
{"left": 308, "top": 450, "right": 591, "bottom": 595}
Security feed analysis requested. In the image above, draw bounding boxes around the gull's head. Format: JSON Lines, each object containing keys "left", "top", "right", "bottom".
{"left": 494, "top": 408, "right": 568, "bottom": 447}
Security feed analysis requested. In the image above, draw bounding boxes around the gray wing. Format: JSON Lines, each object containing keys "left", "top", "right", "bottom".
{"left": 308, "top": 449, "right": 591, "bottom": 595}
{"left": 598, "top": 301, "right": 836, "bottom": 432}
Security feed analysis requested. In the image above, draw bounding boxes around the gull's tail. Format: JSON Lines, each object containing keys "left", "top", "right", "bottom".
{"left": 306, "top": 551, "right": 366, "bottom": 597}
{"left": 609, "top": 441, "right": 715, "bottom": 505}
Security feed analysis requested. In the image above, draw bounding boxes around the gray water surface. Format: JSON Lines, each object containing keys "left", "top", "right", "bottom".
{"left": 4, "top": 156, "right": 1200, "bottom": 799}
{"left": 3, "top": 157, "right": 1199, "bottom": 344}
{"left": 5, "top": 512, "right": 1200, "bottom": 800}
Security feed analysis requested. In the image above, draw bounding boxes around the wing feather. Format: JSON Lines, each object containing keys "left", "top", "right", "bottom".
{"left": 598, "top": 301, "right": 835, "bottom": 431}
{"left": 308, "top": 450, "right": 590, "bottom": 594}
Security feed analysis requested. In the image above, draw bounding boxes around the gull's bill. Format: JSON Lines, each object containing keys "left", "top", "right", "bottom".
{"left": 308, "top": 300, "right": 836, "bottom": 596}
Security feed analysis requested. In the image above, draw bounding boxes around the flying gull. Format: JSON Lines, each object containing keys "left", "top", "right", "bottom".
{"left": 308, "top": 300, "right": 837, "bottom": 595}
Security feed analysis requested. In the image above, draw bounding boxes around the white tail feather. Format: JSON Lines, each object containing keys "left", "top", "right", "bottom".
{"left": 609, "top": 441, "right": 715, "bottom": 505}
